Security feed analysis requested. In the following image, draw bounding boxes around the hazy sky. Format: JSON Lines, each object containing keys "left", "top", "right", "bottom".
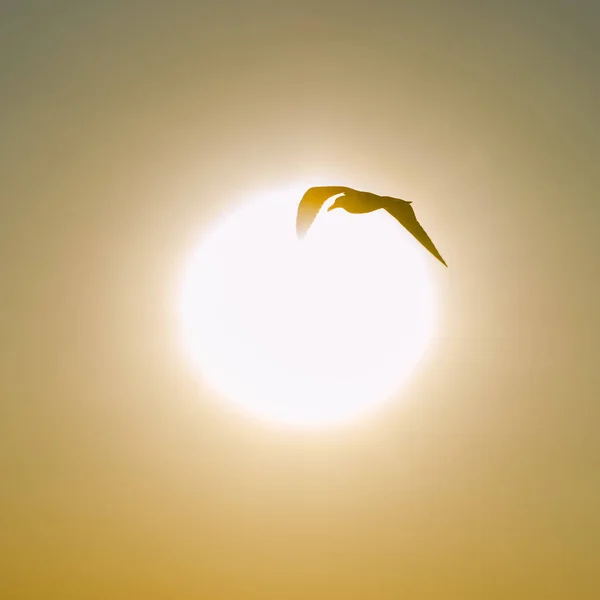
{"left": 2, "top": 1, "right": 599, "bottom": 598}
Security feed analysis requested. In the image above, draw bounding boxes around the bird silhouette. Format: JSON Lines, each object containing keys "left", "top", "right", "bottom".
{"left": 296, "top": 186, "right": 447, "bottom": 267}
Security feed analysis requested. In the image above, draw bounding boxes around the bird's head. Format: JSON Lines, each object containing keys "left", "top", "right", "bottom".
{"left": 327, "top": 195, "right": 345, "bottom": 211}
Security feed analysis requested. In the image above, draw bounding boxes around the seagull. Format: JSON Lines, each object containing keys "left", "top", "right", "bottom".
{"left": 296, "top": 186, "right": 447, "bottom": 267}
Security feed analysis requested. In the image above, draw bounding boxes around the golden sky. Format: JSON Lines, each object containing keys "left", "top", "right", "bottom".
{"left": 2, "top": 1, "right": 599, "bottom": 598}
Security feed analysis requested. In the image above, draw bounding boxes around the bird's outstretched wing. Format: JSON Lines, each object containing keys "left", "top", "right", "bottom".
{"left": 296, "top": 186, "right": 352, "bottom": 238}
{"left": 384, "top": 200, "right": 447, "bottom": 267}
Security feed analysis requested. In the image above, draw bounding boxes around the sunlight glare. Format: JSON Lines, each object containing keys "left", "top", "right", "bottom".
{"left": 178, "top": 185, "right": 437, "bottom": 428}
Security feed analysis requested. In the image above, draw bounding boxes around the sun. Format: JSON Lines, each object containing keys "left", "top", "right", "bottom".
{"left": 177, "top": 184, "right": 438, "bottom": 428}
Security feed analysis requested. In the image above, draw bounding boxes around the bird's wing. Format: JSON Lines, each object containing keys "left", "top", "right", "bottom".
{"left": 384, "top": 200, "right": 447, "bottom": 267}
{"left": 296, "top": 186, "right": 352, "bottom": 238}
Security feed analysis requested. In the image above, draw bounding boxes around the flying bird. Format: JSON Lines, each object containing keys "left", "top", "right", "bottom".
{"left": 296, "top": 186, "right": 447, "bottom": 267}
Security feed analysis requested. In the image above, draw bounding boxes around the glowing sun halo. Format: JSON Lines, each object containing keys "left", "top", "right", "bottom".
{"left": 178, "top": 185, "right": 438, "bottom": 428}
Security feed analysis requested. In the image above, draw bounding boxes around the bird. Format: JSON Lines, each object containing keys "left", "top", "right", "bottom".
{"left": 296, "top": 185, "right": 447, "bottom": 267}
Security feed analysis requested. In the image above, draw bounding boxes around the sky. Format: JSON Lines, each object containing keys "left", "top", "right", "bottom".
{"left": 1, "top": 1, "right": 599, "bottom": 598}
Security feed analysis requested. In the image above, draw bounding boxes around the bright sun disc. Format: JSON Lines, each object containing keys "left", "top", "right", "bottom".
{"left": 178, "top": 185, "right": 437, "bottom": 428}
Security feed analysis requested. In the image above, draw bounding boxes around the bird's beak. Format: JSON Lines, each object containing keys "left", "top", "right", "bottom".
{"left": 327, "top": 204, "right": 336, "bottom": 212}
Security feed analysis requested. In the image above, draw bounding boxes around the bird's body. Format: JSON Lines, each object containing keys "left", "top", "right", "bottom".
{"left": 296, "top": 186, "right": 447, "bottom": 267}
{"left": 331, "top": 190, "right": 382, "bottom": 214}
